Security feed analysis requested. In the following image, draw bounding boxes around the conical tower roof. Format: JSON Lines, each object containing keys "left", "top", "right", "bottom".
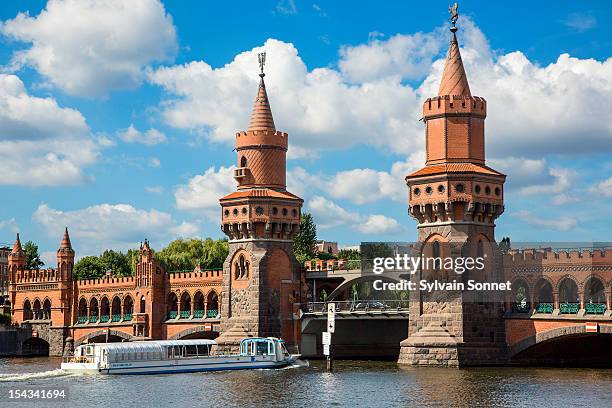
{"left": 59, "top": 227, "right": 72, "bottom": 250}
{"left": 438, "top": 28, "right": 471, "bottom": 97}
{"left": 12, "top": 233, "right": 23, "bottom": 254}
{"left": 247, "top": 74, "right": 276, "bottom": 131}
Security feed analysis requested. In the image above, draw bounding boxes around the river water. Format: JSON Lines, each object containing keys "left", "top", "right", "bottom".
{"left": 1, "top": 357, "right": 612, "bottom": 407}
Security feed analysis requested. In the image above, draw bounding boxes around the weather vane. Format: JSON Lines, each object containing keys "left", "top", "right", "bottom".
{"left": 449, "top": 2, "right": 459, "bottom": 30}
{"left": 258, "top": 52, "right": 266, "bottom": 77}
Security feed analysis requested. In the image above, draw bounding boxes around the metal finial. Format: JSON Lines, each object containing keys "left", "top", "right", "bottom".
{"left": 449, "top": 2, "right": 459, "bottom": 32}
{"left": 258, "top": 52, "right": 266, "bottom": 78}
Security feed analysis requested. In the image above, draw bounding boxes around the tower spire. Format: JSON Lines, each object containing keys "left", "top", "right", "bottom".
{"left": 12, "top": 233, "right": 23, "bottom": 254}
{"left": 438, "top": 3, "right": 471, "bottom": 97}
{"left": 59, "top": 227, "right": 72, "bottom": 250}
{"left": 247, "top": 51, "right": 276, "bottom": 131}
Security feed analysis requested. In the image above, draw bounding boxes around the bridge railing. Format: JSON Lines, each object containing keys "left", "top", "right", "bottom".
{"left": 302, "top": 300, "right": 409, "bottom": 314}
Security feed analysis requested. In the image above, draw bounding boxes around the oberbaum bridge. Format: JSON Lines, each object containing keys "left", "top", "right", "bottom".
{"left": 5, "top": 11, "right": 612, "bottom": 367}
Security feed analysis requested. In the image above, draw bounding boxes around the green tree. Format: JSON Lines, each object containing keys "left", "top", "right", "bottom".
{"left": 73, "top": 256, "right": 106, "bottom": 280}
{"left": 338, "top": 248, "right": 360, "bottom": 260}
{"left": 293, "top": 213, "right": 317, "bottom": 265}
{"left": 126, "top": 249, "right": 139, "bottom": 275}
{"left": 100, "top": 250, "right": 131, "bottom": 276}
{"left": 155, "top": 238, "right": 229, "bottom": 272}
{"left": 24, "top": 241, "right": 44, "bottom": 270}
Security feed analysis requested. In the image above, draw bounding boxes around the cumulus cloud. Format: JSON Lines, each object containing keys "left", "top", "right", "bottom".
{"left": 513, "top": 210, "right": 578, "bottom": 232}
{"left": 33, "top": 203, "right": 198, "bottom": 255}
{"left": 118, "top": 124, "right": 167, "bottom": 145}
{"left": 0, "top": 74, "right": 100, "bottom": 185}
{"left": 174, "top": 166, "right": 236, "bottom": 220}
{"left": 148, "top": 19, "right": 612, "bottom": 164}
{"left": 589, "top": 177, "right": 612, "bottom": 197}
{"left": 518, "top": 167, "right": 577, "bottom": 205}
{"left": 307, "top": 196, "right": 401, "bottom": 234}
{"left": 1, "top": 0, "right": 177, "bottom": 97}
{"left": 0, "top": 218, "right": 19, "bottom": 235}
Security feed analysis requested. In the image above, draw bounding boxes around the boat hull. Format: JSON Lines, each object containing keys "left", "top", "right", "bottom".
{"left": 62, "top": 355, "right": 297, "bottom": 375}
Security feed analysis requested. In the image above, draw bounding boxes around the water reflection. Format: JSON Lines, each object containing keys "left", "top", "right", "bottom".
{"left": 1, "top": 358, "right": 612, "bottom": 407}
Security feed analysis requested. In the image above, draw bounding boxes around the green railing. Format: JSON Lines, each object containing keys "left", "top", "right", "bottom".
{"left": 168, "top": 311, "right": 178, "bottom": 320}
{"left": 111, "top": 314, "right": 121, "bottom": 322}
{"left": 559, "top": 303, "right": 580, "bottom": 314}
{"left": 100, "top": 315, "right": 110, "bottom": 323}
{"left": 535, "top": 303, "right": 554, "bottom": 314}
{"left": 512, "top": 302, "right": 530, "bottom": 313}
{"left": 89, "top": 315, "right": 99, "bottom": 323}
{"left": 179, "top": 311, "right": 191, "bottom": 319}
{"left": 206, "top": 309, "right": 218, "bottom": 318}
{"left": 123, "top": 313, "right": 133, "bottom": 321}
{"left": 585, "top": 303, "right": 606, "bottom": 315}
{"left": 77, "top": 316, "right": 87, "bottom": 324}
{"left": 193, "top": 310, "right": 204, "bottom": 318}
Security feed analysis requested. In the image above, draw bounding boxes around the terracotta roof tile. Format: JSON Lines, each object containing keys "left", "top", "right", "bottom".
{"left": 406, "top": 163, "right": 504, "bottom": 178}
{"left": 220, "top": 189, "right": 302, "bottom": 201}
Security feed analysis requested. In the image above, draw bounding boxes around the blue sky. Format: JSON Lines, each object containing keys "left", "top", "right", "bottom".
{"left": 0, "top": 0, "right": 610, "bottom": 264}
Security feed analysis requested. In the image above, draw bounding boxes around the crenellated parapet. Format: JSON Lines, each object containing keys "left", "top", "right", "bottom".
{"left": 423, "top": 95, "right": 486, "bottom": 119}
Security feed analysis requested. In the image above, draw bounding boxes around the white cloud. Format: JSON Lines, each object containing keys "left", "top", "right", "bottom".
{"left": 0, "top": 218, "right": 19, "bottom": 234}
{"left": 589, "top": 177, "right": 612, "bottom": 197}
{"left": 276, "top": 0, "right": 297, "bottom": 15}
{"left": 148, "top": 20, "right": 612, "bottom": 161}
{"left": 513, "top": 210, "right": 578, "bottom": 232}
{"left": 518, "top": 167, "right": 577, "bottom": 205}
{"left": 563, "top": 12, "right": 597, "bottom": 32}
{"left": 145, "top": 185, "right": 164, "bottom": 194}
{"left": 33, "top": 203, "right": 198, "bottom": 255}
{"left": 174, "top": 166, "right": 236, "bottom": 220}
{"left": 0, "top": 74, "right": 100, "bottom": 186}
{"left": 307, "top": 196, "right": 401, "bottom": 235}
{"left": 148, "top": 157, "right": 161, "bottom": 168}
{"left": 118, "top": 124, "right": 167, "bottom": 145}
{"left": 1, "top": 0, "right": 177, "bottom": 97}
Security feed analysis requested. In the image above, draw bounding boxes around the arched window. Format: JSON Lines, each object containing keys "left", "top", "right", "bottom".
{"left": 477, "top": 240, "right": 484, "bottom": 258}
{"left": 111, "top": 296, "right": 121, "bottom": 320}
{"left": 512, "top": 280, "right": 530, "bottom": 313}
{"left": 432, "top": 241, "right": 440, "bottom": 271}
{"left": 43, "top": 299, "right": 52, "bottom": 320}
{"left": 534, "top": 280, "right": 553, "bottom": 314}
{"left": 193, "top": 292, "right": 205, "bottom": 317}
{"left": 235, "top": 254, "right": 249, "bottom": 279}
{"left": 100, "top": 297, "right": 110, "bottom": 320}
{"left": 167, "top": 292, "right": 178, "bottom": 319}
{"left": 206, "top": 291, "right": 219, "bottom": 318}
{"left": 33, "top": 299, "right": 41, "bottom": 320}
{"left": 559, "top": 278, "right": 579, "bottom": 304}
{"left": 140, "top": 296, "right": 146, "bottom": 314}
{"left": 240, "top": 156, "right": 247, "bottom": 168}
{"left": 585, "top": 278, "right": 605, "bottom": 304}
{"left": 78, "top": 298, "right": 87, "bottom": 317}
{"left": 23, "top": 299, "right": 32, "bottom": 321}
{"left": 179, "top": 292, "right": 191, "bottom": 318}
{"left": 89, "top": 298, "right": 99, "bottom": 322}
{"left": 123, "top": 295, "right": 134, "bottom": 318}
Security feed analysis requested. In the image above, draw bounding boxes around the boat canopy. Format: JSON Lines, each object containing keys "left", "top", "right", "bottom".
{"left": 81, "top": 339, "right": 217, "bottom": 363}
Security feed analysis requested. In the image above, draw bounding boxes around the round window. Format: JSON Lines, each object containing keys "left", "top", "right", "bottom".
{"left": 485, "top": 186, "right": 491, "bottom": 195}
{"left": 495, "top": 187, "right": 501, "bottom": 196}
{"left": 413, "top": 187, "right": 421, "bottom": 196}
{"left": 475, "top": 185, "right": 481, "bottom": 194}
{"left": 292, "top": 209, "right": 297, "bottom": 217}
{"left": 241, "top": 207, "right": 247, "bottom": 214}
{"left": 282, "top": 208, "right": 288, "bottom": 216}
{"left": 438, "top": 185, "right": 445, "bottom": 193}
{"left": 224, "top": 209, "right": 229, "bottom": 217}
{"left": 233, "top": 208, "right": 238, "bottom": 216}
{"left": 255, "top": 206, "right": 264, "bottom": 215}
{"left": 456, "top": 184, "right": 465, "bottom": 193}
{"left": 425, "top": 186, "right": 433, "bottom": 194}
{"left": 272, "top": 207, "right": 278, "bottom": 215}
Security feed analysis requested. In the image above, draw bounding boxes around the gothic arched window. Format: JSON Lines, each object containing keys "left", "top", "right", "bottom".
{"left": 240, "top": 156, "right": 247, "bottom": 168}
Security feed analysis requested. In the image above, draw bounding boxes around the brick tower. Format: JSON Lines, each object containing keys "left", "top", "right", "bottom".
{"left": 7, "top": 234, "right": 25, "bottom": 312}
{"left": 134, "top": 239, "right": 165, "bottom": 339}
{"left": 216, "top": 53, "right": 304, "bottom": 349}
{"left": 56, "top": 228, "right": 75, "bottom": 327}
{"left": 398, "top": 11, "right": 508, "bottom": 366}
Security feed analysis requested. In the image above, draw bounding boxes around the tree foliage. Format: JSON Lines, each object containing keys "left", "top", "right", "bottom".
{"left": 338, "top": 248, "right": 360, "bottom": 260}
{"left": 73, "top": 256, "right": 106, "bottom": 280}
{"left": 293, "top": 213, "right": 317, "bottom": 265}
{"left": 155, "top": 238, "right": 229, "bottom": 272}
{"left": 100, "top": 250, "right": 131, "bottom": 277}
{"left": 24, "top": 241, "right": 44, "bottom": 270}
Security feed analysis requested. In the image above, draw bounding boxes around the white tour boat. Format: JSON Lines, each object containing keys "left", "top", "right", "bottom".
{"left": 61, "top": 337, "right": 298, "bottom": 375}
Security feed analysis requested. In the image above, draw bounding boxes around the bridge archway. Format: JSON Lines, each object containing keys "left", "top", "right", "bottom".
{"left": 169, "top": 326, "right": 219, "bottom": 340}
{"left": 22, "top": 337, "right": 49, "bottom": 356}
{"left": 510, "top": 325, "right": 612, "bottom": 366}
{"left": 75, "top": 329, "right": 134, "bottom": 346}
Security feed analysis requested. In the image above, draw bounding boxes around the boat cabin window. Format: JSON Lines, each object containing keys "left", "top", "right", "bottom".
{"left": 240, "top": 339, "right": 276, "bottom": 356}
